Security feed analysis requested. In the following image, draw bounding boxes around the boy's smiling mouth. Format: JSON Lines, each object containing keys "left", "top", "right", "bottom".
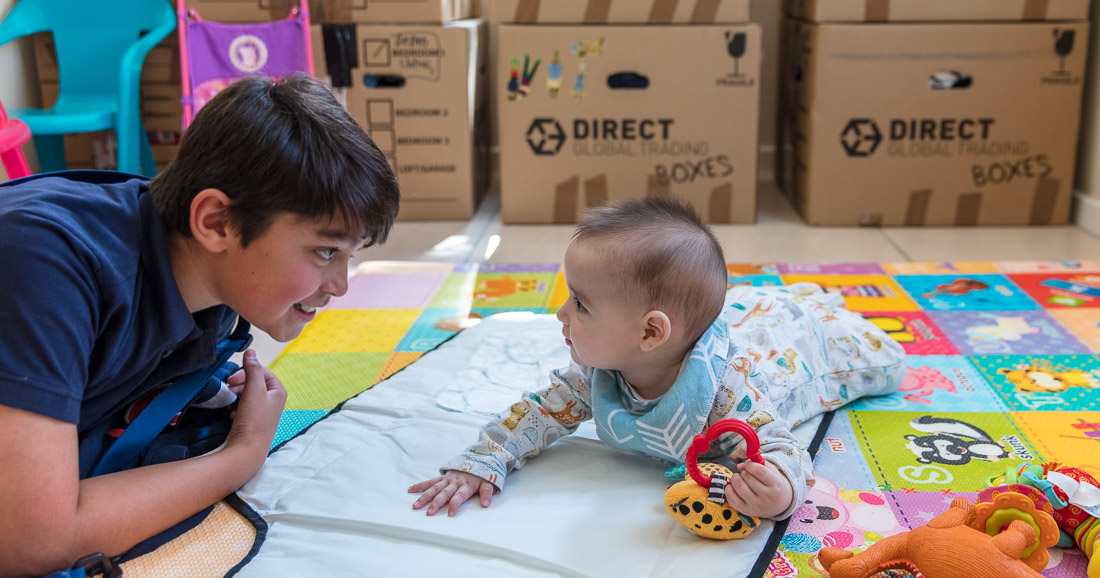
{"left": 295, "top": 304, "right": 318, "bottom": 313}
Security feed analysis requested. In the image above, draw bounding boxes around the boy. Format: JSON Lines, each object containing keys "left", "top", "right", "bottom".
{"left": 410, "top": 197, "right": 905, "bottom": 520}
{"left": 0, "top": 75, "right": 400, "bottom": 575}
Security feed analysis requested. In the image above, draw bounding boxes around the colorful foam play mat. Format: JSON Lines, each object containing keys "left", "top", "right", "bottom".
{"left": 124, "top": 261, "right": 1100, "bottom": 577}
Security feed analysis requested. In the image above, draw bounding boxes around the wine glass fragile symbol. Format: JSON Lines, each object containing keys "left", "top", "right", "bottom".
{"left": 726, "top": 32, "right": 746, "bottom": 77}
{"left": 1054, "top": 29, "right": 1074, "bottom": 74}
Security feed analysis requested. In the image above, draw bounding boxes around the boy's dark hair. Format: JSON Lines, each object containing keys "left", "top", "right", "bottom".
{"left": 150, "top": 74, "right": 400, "bottom": 247}
{"left": 575, "top": 196, "right": 727, "bottom": 344}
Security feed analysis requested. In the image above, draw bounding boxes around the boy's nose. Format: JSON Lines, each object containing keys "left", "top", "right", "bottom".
{"left": 555, "top": 306, "right": 567, "bottom": 323}
{"left": 322, "top": 270, "right": 349, "bottom": 297}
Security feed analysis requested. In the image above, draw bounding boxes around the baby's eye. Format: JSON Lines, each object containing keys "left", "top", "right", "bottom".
{"left": 574, "top": 297, "right": 586, "bottom": 312}
{"left": 317, "top": 248, "right": 337, "bottom": 261}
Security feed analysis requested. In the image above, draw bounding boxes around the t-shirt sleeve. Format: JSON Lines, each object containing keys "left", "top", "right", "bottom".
{"left": 0, "top": 211, "right": 98, "bottom": 423}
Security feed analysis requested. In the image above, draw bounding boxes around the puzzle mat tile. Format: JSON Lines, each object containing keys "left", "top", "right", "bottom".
{"left": 813, "top": 410, "right": 878, "bottom": 491}
{"left": 970, "top": 355, "right": 1100, "bottom": 412}
{"left": 894, "top": 274, "right": 1041, "bottom": 311}
{"left": 125, "top": 261, "right": 1100, "bottom": 577}
{"left": 929, "top": 310, "right": 1091, "bottom": 355}
{"left": 1050, "top": 309, "right": 1100, "bottom": 353}
{"left": 859, "top": 311, "right": 959, "bottom": 355}
{"left": 995, "top": 261, "right": 1100, "bottom": 274}
{"left": 779, "top": 274, "right": 920, "bottom": 312}
{"left": 1010, "top": 273, "right": 1100, "bottom": 309}
{"left": 1011, "top": 411, "right": 1100, "bottom": 480}
{"left": 847, "top": 411, "right": 1042, "bottom": 494}
{"left": 847, "top": 355, "right": 1005, "bottom": 413}
{"left": 883, "top": 261, "right": 1000, "bottom": 275}
{"left": 777, "top": 263, "right": 886, "bottom": 275}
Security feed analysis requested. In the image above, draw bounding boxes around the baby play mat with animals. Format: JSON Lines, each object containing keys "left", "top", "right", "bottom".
{"left": 124, "top": 261, "right": 1100, "bottom": 577}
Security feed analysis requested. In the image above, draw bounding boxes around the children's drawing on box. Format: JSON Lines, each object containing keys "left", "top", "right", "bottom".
{"left": 506, "top": 55, "right": 541, "bottom": 102}
{"left": 570, "top": 37, "right": 604, "bottom": 103}
{"left": 546, "top": 49, "right": 562, "bottom": 98}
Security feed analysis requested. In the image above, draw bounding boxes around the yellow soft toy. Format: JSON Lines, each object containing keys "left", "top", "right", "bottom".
{"left": 664, "top": 419, "right": 763, "bottom": 540}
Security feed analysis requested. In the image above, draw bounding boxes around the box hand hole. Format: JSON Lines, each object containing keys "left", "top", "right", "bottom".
{"left": 607, "top": 72, "right": 649, "bottom": 90}
{"left": 929, "top": 71, "right": 972, "bottom": 90}
{"left": 363, "top": 74, "right": 407, "bottom": 88}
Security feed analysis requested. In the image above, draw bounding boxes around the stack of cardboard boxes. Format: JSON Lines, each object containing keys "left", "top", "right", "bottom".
{"left": 302, "top": 1, "right": 488, "bottom": 220}
{"left": 489, "top": 0, "right": 761, "bottom": 224}
{"left": 778, "top": 0, "right": 1091, "bottom": 226}
{"left": 34, "top": 0, "right": 486, "bottom": 220}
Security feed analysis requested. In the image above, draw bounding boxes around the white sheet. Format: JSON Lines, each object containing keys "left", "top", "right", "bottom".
{"left": 237, "top": 313, "right": 821, "bottom": 577}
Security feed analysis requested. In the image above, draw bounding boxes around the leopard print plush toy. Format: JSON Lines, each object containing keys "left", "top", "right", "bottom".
{"left": 665, "top": 462, "right": 759, "bottom": 539}
{"left": 664, "top": 419, "right": 764, "bottom": 540}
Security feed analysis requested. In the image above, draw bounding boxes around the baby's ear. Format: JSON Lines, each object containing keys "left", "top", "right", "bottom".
{"left": 640, "top": 311, "right": 672, "bottom": 352}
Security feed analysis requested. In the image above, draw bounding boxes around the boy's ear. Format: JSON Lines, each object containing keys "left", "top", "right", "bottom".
{"left": 190, "top": 188, "right": 234, "bottom": 253}
{"left": 640, "top": 310, "right": 672, "bottom": 352}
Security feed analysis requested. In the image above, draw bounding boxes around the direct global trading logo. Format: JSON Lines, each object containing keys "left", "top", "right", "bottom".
{"left": 525, "top": 117, "right": 677, "bottom": 157}
{"left": 526, "top": 118, "right": 566, "bottom": 155}
{"left": 839, "top": 117, "right": 996, "bottom": 158}
{"left": 840, "top": 119, "right": 881, "bottom": 157}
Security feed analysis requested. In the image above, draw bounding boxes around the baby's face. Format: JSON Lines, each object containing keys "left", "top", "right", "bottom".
{"left": 556, "top": 241, "right": 643, "bottom": 370}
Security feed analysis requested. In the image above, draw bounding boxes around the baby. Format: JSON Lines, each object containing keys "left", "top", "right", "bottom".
{"left": 410, "top": 197, "right": 906, "bottom": 520}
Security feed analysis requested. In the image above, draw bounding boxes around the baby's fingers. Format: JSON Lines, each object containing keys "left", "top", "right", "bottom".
{"left": 723, "top": 483, "right": 751, "bottom": 512}
{"left": 479, "top": 482, "right": 494, "bottom": 508}
{"left": 408, "top": 476, "right": 444, "bottom": 494}
{"left": 426, "top": 482, "right": 458, "bottom": 516}
{"left": 410, "top": 478, "right": 446, "bottom": 511}
{"left": 447, "top": 486, "right": 477, "bottom": 516}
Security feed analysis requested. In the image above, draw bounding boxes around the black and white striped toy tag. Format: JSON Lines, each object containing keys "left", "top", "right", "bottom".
{"left": 707, "top": 472, "right": 728, "bottom": 504}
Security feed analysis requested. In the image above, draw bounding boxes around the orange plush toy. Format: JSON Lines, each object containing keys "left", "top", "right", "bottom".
{"left": 818, "top": 493, "right": 1059, "bottom": 578}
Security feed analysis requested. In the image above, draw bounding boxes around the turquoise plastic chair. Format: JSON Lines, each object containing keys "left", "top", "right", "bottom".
{"left": 0, "top": 0, "right": 176, "bottom": 175}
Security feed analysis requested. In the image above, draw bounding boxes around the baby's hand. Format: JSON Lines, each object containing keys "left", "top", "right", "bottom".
{"left": 409, "top": 470, "right": 496, "bottom": 517}
{"left": 723, "top": 460, "right": 794, "bottom": 519}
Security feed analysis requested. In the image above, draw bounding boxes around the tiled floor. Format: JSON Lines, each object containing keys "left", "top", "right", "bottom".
{"left": 249, "top": 183, "right": 1100, "bottom": 364}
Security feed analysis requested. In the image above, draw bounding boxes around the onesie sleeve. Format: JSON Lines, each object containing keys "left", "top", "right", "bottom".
{"left": 441, "top": 362, "right": 595, "bottom": 491}
{"left": 711, "top": 382, "right": 815, "bottom": 520}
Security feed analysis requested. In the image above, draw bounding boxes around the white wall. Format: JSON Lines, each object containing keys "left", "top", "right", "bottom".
{"left": 1074, "top": 3, "right": 1100, "bottom": 235}
{"left": 752, "top": 0, "right": 780, "bottom": 180}
{"left": 0, "top": 0, "right": 41, "bottom": 179}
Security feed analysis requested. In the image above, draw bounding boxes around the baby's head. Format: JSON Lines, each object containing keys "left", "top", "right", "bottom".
{"left": 558, "top": 197, "right": 727, "bottom": 368}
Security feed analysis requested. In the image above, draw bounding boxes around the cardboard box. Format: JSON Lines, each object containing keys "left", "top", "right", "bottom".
{"left": 313, "top": 20, "right": 487, "bottom": 220}
{"left": 783, "top": 0, "right": 1089, "bottom": 23}
{"left": 185, "top": 0, "right": 477, "bottom": 24}
{"left": 778, "top": 19, "right": 1089, "bottom": 226}
{"left": 497, "top": 24, "right": 760, "bottom": 224}
{"left": 34, "top": 33, "right": 181, "bottom": 85}
{"left": 487, "top": 0, "right": 749, "bottom": 24}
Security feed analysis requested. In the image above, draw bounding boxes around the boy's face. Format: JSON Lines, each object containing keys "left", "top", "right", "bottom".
{"left": 219, "top": 212, "right": 365, "bottom": 342}
{"left": 556, "top": 240, "right": 644, "bottom": 370}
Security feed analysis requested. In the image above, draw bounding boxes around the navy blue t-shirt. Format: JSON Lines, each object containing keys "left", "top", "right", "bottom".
{"left": 0, "top": 173, "right": 236, "bottom": 433}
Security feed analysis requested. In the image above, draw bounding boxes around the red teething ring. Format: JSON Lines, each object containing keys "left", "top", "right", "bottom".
{"left": 685, "top": 419, "right": 765, "bottom": 488}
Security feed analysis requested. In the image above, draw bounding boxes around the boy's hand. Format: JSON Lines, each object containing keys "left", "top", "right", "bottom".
{"left": 409, "top": 470, "right": 496, "bottom": 517}
{"left": 224, "top": 350, "right": 287, "bottom": 465}
{"left": 723, "top": 460, "right": 794, "bottom": 519}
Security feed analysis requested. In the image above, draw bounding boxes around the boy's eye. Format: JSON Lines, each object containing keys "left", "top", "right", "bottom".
{"left": 317, "top": 248, "right": 337, "bottom": 260}
{"left": 574, "top": 297, "right": 586, "bottom": 312}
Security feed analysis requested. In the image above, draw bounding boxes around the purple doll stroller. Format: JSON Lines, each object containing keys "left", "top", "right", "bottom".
{"left": 177, "top": 0, "right": 314, "bottom": 130}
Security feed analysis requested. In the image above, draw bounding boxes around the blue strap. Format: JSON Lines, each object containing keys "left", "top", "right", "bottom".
{"left": 44, "top": 570, "right": 85, "bottom": 578}
{"left": 91, "top": 322, "right": 252, "bottom": 477}
{"left": 2, "top": 169, "right": 146, "bottom": 188}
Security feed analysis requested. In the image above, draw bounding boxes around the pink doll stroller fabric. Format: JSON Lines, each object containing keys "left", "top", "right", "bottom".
{"left": 178, "top": 0, "right": 313, "bottom": 129}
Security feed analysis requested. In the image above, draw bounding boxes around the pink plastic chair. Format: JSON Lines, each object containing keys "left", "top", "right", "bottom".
{"left": 0, "top": 97, "right": 32, "bottom": 180}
